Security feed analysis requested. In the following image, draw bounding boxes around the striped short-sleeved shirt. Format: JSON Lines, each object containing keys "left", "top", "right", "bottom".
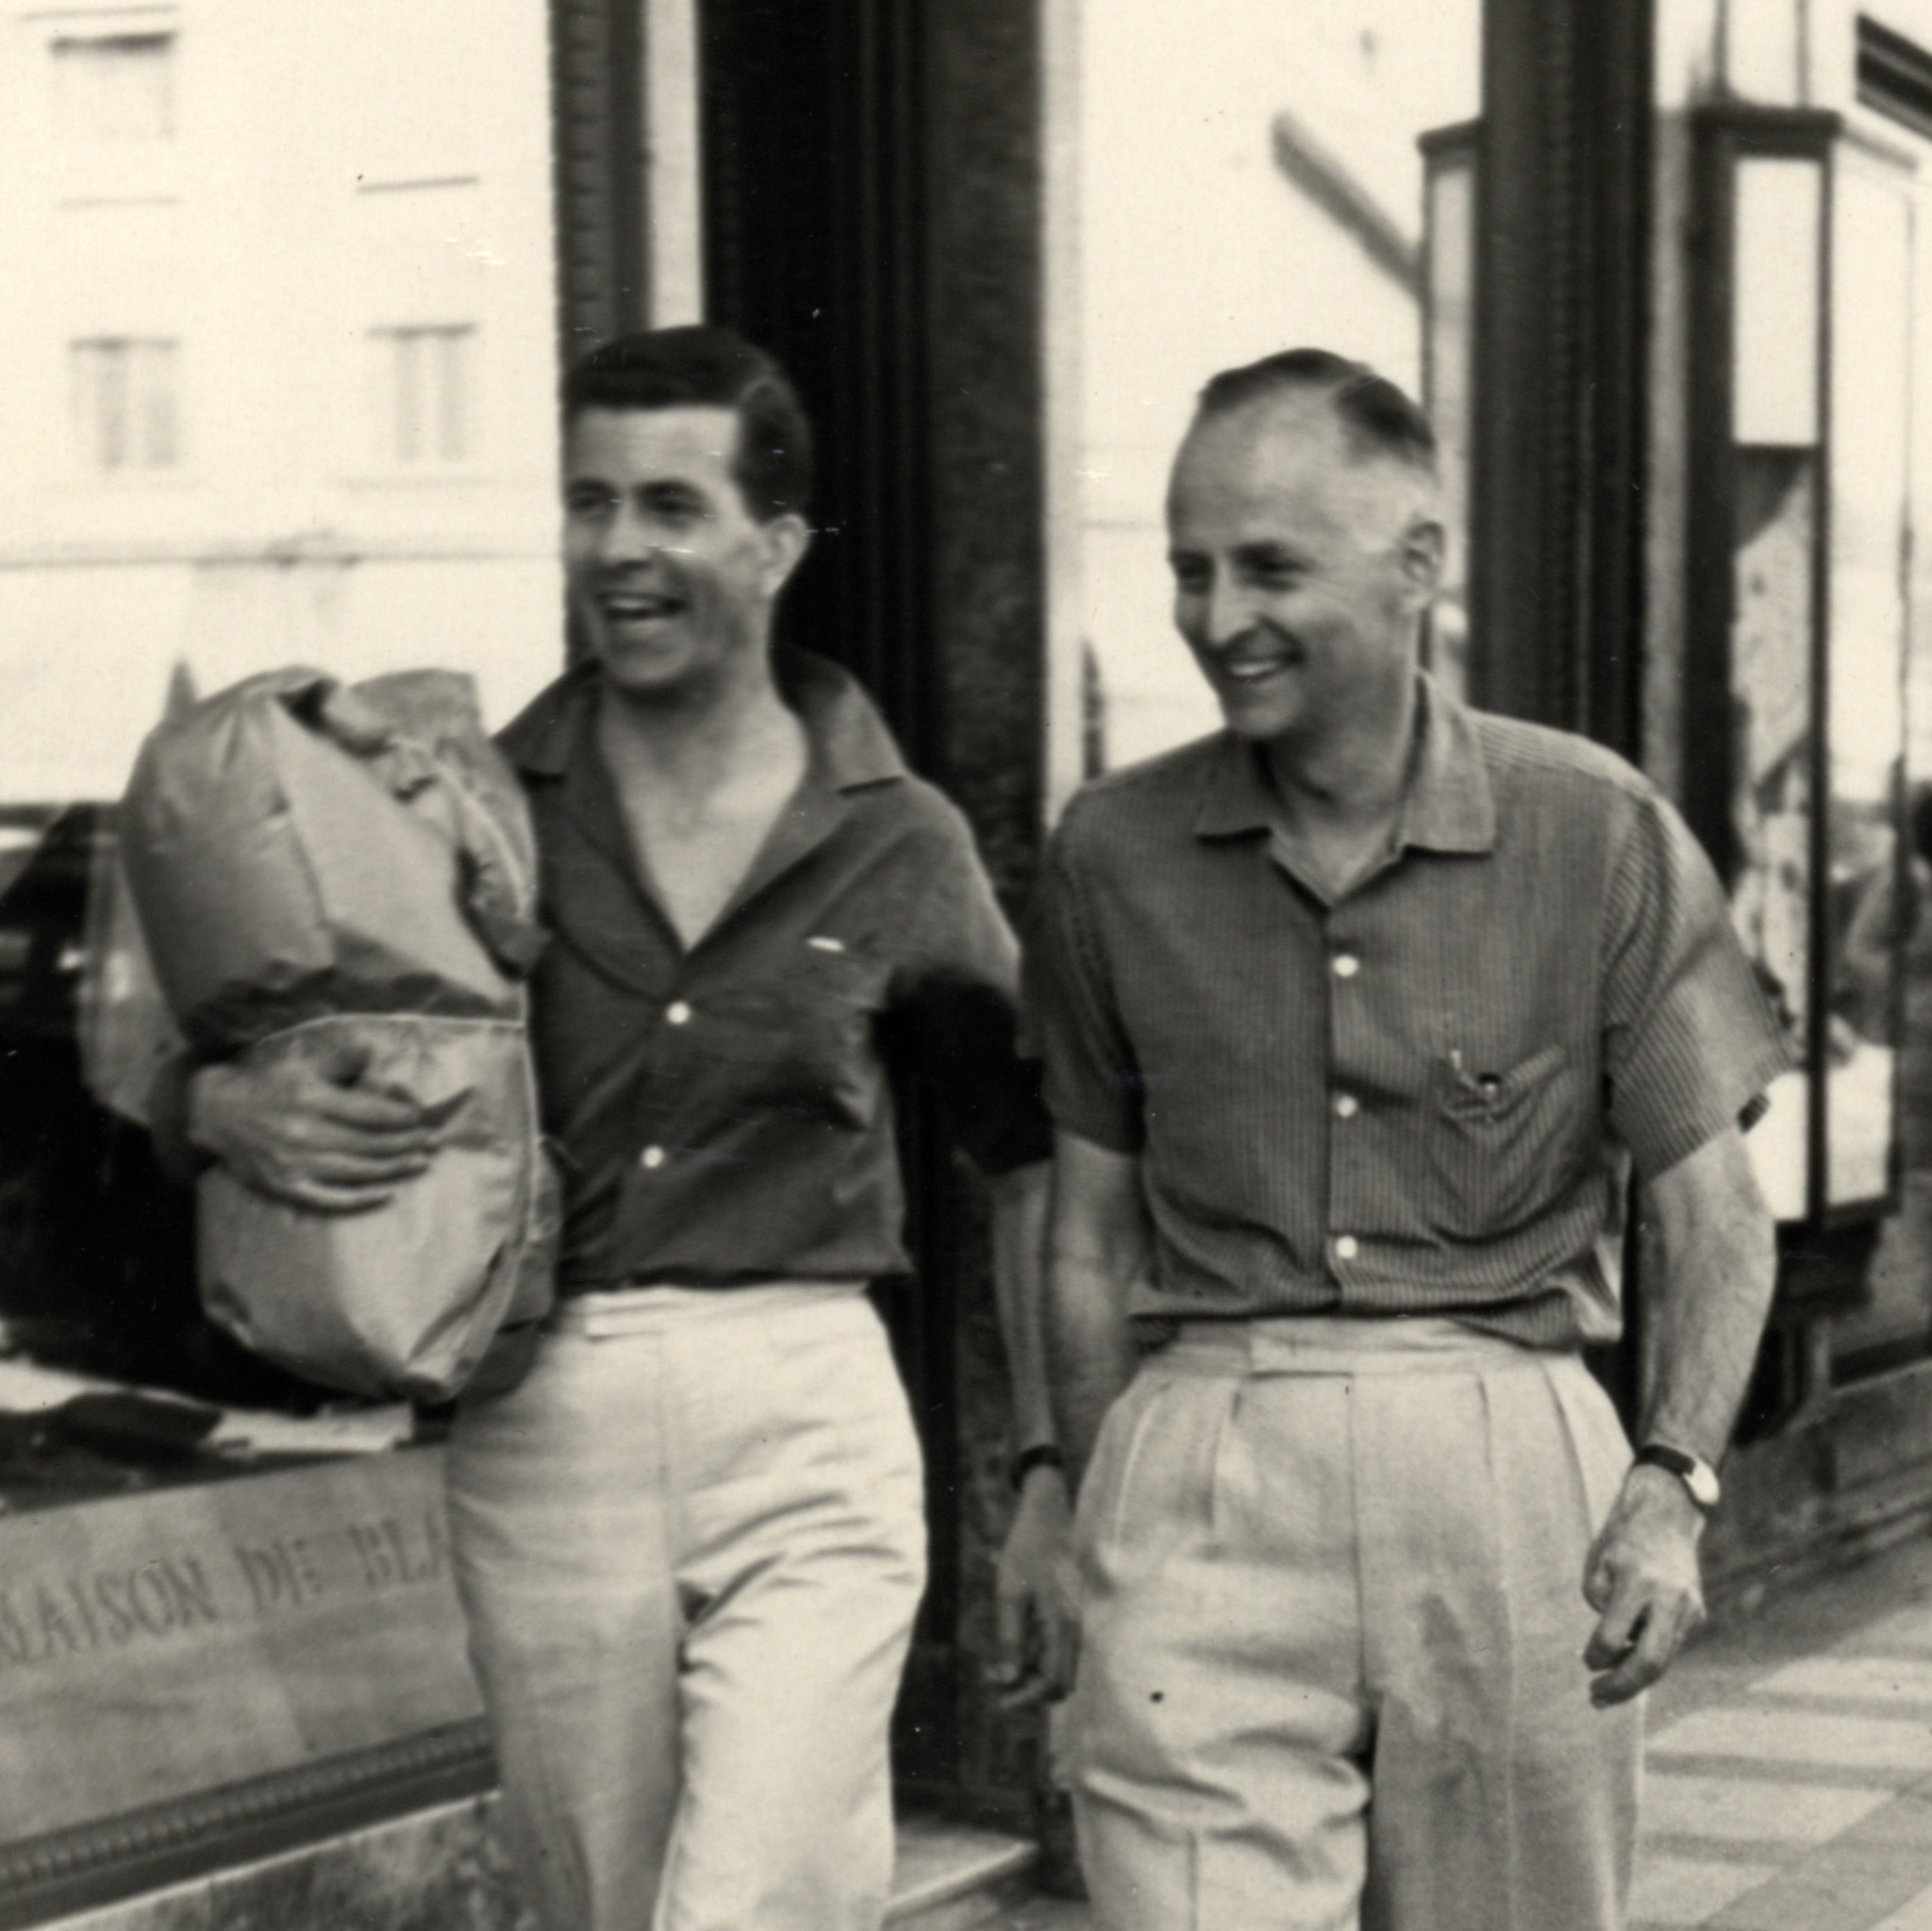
{"left": 1025, "top": 674, "right": 1790, "bottom": 1349}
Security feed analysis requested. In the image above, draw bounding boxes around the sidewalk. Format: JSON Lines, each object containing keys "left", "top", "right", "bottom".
{"left": 997, "top": 1531, "right": 1932, "bottom": 1930}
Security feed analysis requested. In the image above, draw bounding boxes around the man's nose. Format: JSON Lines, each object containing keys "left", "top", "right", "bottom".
{"left": 597, "top": 505, "right": 659, "bottom": 565}
{"left": 1203, "top": 576, "right": 1255, "bottom": 649}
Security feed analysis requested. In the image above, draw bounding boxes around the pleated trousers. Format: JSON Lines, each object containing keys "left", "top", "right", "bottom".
{"left": 443, "top": 1284, "right": 927, "bottom": 1931}
{"left": 1069, "top": 1315, "right": 1642, "bottom": 1931}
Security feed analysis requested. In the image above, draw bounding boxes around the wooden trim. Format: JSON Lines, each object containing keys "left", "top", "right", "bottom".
{"left": 0, "top": 1723, "right": 492, "bottom": 1930}
{"left": 549, "top": 0, "right": 649, "bottom": 361}
{"left": 1858, "top": 13, "right": 1932, "bottom": 142}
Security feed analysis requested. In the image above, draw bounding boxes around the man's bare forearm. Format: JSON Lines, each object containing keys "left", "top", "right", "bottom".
{"left": 989, "top": 1159, "right": 1055, "bottom": 1453}
{"left": 1638, "top": 1126, "right": 1778, "bottom": 1466}
{"left": 1046, "top": 1249, "right": 1140, "bottom": 1492}
{"left": 1042, "top": 1133, "right": 1151, "bottom": 1493}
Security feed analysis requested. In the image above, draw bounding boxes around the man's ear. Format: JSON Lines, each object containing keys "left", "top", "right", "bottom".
{"left": 761, "top": 512, "right": 812, "bottom": 595}
{"left": 1398, "top": 517, "right": 1445, "bottom": 608}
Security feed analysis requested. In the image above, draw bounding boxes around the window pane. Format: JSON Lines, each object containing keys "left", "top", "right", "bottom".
{"left": 373, "top": 326, "right": 475, "bottom": 465}
{"left": 1823, "top": 155, "right": 1909, "bottom": 1213}
{"left": 69, "top": 339, "right": 180, "bottom": 473}
{"left": 1733, "top": 158, "right": 1823, "bottom": 446}
{"left": 1728, "top": 447, "right": 1817, "bottom": 1222}
{"left": 53, "top": 34, "right": 175, "bottom": 146}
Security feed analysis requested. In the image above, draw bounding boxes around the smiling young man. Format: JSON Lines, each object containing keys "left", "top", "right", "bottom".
{"left": 184, "top": 328, "right": 1060, "bottom": 1931}
{"left": 1021, "top": 351, "right": 1786, "bottom": 1928}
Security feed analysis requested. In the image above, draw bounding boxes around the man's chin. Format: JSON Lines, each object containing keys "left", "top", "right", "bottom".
{"left": 593, "top": 634, "right": 697, "bottom": 694}
{"left": 1214, "top": 688, "right": 1302, "bottom": 741}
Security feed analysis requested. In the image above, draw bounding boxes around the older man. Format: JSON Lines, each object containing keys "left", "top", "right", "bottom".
{"left": 184, "top": 327, "right": 1059, "bottom": 1931}
{"left": 1022, "top": 350, "right": 1783, "bottom": 1929}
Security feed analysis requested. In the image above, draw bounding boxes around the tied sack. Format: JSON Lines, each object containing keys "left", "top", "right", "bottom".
{"left": 121, "top": 668, "right": 557, "bottom": 1403}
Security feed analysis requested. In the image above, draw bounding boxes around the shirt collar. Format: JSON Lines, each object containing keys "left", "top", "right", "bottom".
{"left": 1191, "top": 672, "right": 1496, "bottom": 856}
{"left": 498, "top": 646, "right": 908, "bottom": 792}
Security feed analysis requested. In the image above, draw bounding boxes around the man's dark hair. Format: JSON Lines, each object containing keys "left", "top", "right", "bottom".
{"left": 563, "top": 325, "right": 813, "bottom": 522}
{"left": 1196, "top": 348, "right": 1437, "bottom": 476}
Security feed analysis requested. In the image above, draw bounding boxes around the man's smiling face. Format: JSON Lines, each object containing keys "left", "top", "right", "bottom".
{"left": 1165, "top": 392, "right": 1441, "bottom": 747}
{"left": 562, "top": 404, "right": 805, "bottom": 703}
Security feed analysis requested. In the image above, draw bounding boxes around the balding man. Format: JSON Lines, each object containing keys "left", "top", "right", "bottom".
{"left": 1022, "top": 351, "right": 1785, "bottom": 1929}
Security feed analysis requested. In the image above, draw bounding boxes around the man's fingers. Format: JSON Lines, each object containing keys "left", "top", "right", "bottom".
{"left": 276, "top": 1177, "right": 403, "bottom": 1216}
{"left": 1588, "top": 1589, "right": 1700, "bottom": 1706}
{"left": 990, "top": 1577, "right": 1027, "bottom": 1686}
{"left": 308, "top": 1083, "right": 440, "bottom": 1135}
{"left": 1583, "top": 1570, "right": 1645, "bottom": 1672}
{"left": 299, "top": 1148, "right": 433, "bottom": 1186}
{"left": 1581, "top": 1535, "right": 1614, "bottom": 1613}
{"left": 1042, "top": 1598, "right": 1080, "bottom": 1702}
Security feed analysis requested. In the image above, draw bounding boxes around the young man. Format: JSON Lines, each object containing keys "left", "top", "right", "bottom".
{"left": 186, "top": 328, "right": 1062, "bottom": 1931}
{"left": 1021, "top": 351, "right": 1784, "bottom": 1928}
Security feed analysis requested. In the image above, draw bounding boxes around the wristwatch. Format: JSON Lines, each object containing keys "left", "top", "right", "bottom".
{"left": 1635, "top": 1442, "right": 1722, "bottom": 1514}
{"left": 1009, "top": 1443, "right": 1065, "bottom": 1493}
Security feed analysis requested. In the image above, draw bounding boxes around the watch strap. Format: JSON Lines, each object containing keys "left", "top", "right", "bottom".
{"left": 1636, "top": 1441, "right": 1720, "bottom": 1511}
{"left": 1009, "top": 1443, "right": 1065, "bottom": 1493}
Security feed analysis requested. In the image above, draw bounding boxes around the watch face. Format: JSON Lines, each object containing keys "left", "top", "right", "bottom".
{"left": 1642, "top": 1443, "right": 1721, "bottom": 1511}
{"left": 1683, "top": 1459, "right": 1722, "bottom": 1510}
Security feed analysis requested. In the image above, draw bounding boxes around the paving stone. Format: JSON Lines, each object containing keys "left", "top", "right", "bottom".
{"left": 1629, "top": 1856, "right": 1780, "bottom": 1925}
{"left": 1650, "top": 1706, "right": 1932, "bottom": 1778}
{"left": 1871, "top": 1881, "right": 1932, "bottom": 1930}
{"left": 1707, "top": 1839, "right": 1932, "bottom": 1930}
{"left": 1754, "top": 1656, "right": 1932, "bottom": 1707}
{"left": 1642, "top": 1772, "right": 1892, "bottom": 1846}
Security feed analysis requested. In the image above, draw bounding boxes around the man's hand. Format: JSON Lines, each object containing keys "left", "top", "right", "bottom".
{"left": 989, "top": 1465, "right": 1081, "bottom": 1709}
{"left": 190, "top": 1038, "right": 441, "bottom": 1214}
{"left": 1582, "top": 1461, "right": 1707, "bottom": 1707}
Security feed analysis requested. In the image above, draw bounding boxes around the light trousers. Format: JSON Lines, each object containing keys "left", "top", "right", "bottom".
{"left": 1070, "top": 1316, "right": 1642, "bottom": 1931}
{"left": 443, "top": 1284, "right": 927, "bottom": 1931}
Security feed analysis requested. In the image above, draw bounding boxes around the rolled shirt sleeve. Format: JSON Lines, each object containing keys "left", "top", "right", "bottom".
{"left": 1600, "top": 786, "right": 1792, "bottom": 1179}
{"left": 883, "top": 802, "right": 1054, "bottom": 1176}
{"left": 1022, "top": 799, "right": 1146, "bottom": 1156}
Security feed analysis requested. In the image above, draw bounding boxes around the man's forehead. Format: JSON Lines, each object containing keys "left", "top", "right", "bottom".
{"left": 1168, "top": 395, "right": 1419, "bottom": 535}
{"left": 564, "top": 403, "right": 741, "bottom": 478}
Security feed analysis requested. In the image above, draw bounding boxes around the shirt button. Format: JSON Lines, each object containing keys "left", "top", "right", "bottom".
{"left": 1334, "top": 1234, "right": 1359, "bottom": 1260}
{"left": 1332, "top": 953, "right": 1360, "bottom": 979}
{"left": 1334, "top": 1092, "right": 1359, "bottom": 1120}
{"left": 665, "top": 1001, "right": 692, "bottom": 1025}
{"left": 640, "top": 1145, "right": 666, "bottom": 1171}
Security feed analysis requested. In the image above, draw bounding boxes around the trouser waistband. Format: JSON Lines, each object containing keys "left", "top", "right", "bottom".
{"left": 550, "top": 1280, "right": 870, "bottom": 1340}
{"left": 1161, "top": 1313, "right": 1571, "bottom": 1376}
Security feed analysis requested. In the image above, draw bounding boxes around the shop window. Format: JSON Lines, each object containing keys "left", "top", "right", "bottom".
{"left": 52, "top": 32, "right": 175, "bottom": 147}
{"left": 371, "top": 325, "right": 475, "bottom": 466}
{"left": 1685, "top": 101, "right": 1932, "bottom": 1382}
{"left": 69, "top": 337, "right": 181, "bottom": 473}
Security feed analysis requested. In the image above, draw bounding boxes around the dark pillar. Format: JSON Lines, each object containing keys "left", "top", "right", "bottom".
{"left": 697, "top": 0, "right": 1050, "bottom": 1812}
{"left": 1472, "top": 0, "right": 1654, "bottom": 756}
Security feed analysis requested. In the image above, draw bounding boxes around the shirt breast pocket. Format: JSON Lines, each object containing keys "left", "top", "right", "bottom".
{"left": 1424, "top": 1041, "right": 1583, "bottom": 1238}
{"left": 700, "top": 948, "right": 891, "bottom": 1132}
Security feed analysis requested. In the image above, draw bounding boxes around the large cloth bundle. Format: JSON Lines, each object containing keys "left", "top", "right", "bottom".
{"left": 121, "top": 668, "right": 556, "bottom": 1402}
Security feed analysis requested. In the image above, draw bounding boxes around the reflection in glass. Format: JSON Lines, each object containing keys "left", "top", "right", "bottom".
{"left": 1728, "top": 449, "right": 1816, "bottom": 1221}
{"left": 1824, "top": 153, "right": 1910, "bottom": 1210}
{"left": 1424, "top": 136, "right": 1475, "bottom": 704}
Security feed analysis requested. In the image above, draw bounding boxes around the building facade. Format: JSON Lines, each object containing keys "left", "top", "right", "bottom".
{"left": 6, "top": 0, "right": 1932, "bottom": 1925}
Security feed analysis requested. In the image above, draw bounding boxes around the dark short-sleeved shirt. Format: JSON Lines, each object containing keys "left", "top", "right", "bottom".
{"left": 500, "top": 648, "right": 1050, "bottom": 1292}
{"left": 1024, "top": 674, "right": 1790, "bottom": 1349}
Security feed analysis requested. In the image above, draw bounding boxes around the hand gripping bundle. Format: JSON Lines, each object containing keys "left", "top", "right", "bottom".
{"left": 121, "top": 668, "right": 557, "bottom": 1403}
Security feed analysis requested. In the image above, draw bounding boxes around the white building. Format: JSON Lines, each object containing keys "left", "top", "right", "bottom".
{"left": 0, "top": 0, "right": 562, "bottom": 805}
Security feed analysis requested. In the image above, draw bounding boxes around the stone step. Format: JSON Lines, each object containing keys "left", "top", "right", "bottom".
{"left": 886, "top": 1814, "right": 1041, "bottom": 1931}
{"left": 35, "top": 1798, "right": 1043, "bottom": 1931}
